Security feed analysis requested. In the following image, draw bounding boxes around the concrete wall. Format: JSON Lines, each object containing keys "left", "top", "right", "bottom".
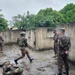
{"left": 2, "top": 29, "right": 35, "bottom": 48}
{"left": 2, "top": 24, "right": 75, "bottom": 62}
{"left": 2, "top": 28, "right": 54, "bottom": 50}
{"left": 36, "top": 28, "right": 54, "bottom": 50}
{"left": 57, "top": 22, "right": 75, "bottom": 62}
{"left": 2, "top": 30, "right": 22, "bottom": 44}
{"left": 26, "top": 30, "right": 35, "bottom": 48}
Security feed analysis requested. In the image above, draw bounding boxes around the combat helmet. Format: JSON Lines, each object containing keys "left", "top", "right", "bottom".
{"left": 59, "top": 28, "right": 65, "bottom": 33}
{"left": 20, "top": 31, "right": 26, "bottom": 36}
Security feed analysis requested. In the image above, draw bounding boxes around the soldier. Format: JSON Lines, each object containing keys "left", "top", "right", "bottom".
{"left": 2, "top": 61, "right": 23, "bottom": 75}
{"left": 0, "top": 32, "right": 4, "bottom": 52}
{"left": 14, "top": 31, "right": 33, "bottom": 64}
{"left": 55, "top": 28, "right": 71, "bottom": 75}
{"left": 53, "top": 29, "right": 59, "bottom": 57}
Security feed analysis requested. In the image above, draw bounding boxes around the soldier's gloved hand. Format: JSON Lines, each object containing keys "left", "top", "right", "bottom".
{"left": 65, "top": 51, "right": 69, "bottom": 55}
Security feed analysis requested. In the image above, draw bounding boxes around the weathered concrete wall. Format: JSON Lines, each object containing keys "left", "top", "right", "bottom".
{"left": 2, "top": 30, "right": 35, "bottom": 48}
{"left": 57, "top": 22, "right": 75, "bottom": 62}
{"left": 2, "top": 30, "right": 22, "bottom": 44}
{"left": 26, "top": 30, "right": 35, "bottom": 48}
{"left": 36, "top": 28, "right": 54, "bottom": 50}
{"left": 2, "top": 28, "right": 54, "bottom": 50}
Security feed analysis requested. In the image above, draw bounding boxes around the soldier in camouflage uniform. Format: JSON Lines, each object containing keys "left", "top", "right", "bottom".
{"left": 0, "top": 32, "right": 4, "bottom": 52}
{"left": 2, "top": 61, "right": 23, "bottom": 75}
{"left": 55, "top": 28, "right": 71, "bottom": 75}
{"left": 53, "top": 29, "right": 59, "bottom": 57}
{"left": 14, "top": 31, "right": 33, "bottom": 64}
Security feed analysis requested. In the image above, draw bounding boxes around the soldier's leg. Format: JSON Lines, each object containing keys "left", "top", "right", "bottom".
{"left": 0, "top": 44, "right": 3, "bottom": 53}
{"left": 14, "top": 50, "right": 25, "bottom": 64}
{"left": 54, "top": 44, "right": 56, "bottom": 54}
{"left": 57, "top": 55, "right": 63, "bottom": 75}
{"left": 53, "top": 44, "right": 58, "bottom": 58}
{"left": 63, "top": 55, "right": 69, "bottom": 75}
{"left": 1, "top": 44, "right": 3, "bottom": 51}
{"left": 0, "top": 62, "right": 7, "bottom": 67}
{"left": 25, "top": 49, "right": 33, "bottom": 63}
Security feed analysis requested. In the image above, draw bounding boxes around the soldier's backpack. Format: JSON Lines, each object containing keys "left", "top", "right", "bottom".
{"left": 18, "top": 37, "right": 28, "bottom": 47}
{"left": 18, "top": 38, "right": 24, "bottom": 47}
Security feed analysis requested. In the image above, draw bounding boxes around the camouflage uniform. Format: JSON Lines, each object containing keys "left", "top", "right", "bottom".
{"left": 0, "top": 34, "right": 4, "bottom": 51}
{"left": 53, "top": 33, "right": 59, "bottom": 55}
{"left": 2, "top": 61, "right": 23, "bottom": 75}
{"left": 57, "top": 34, "right": 71, "bottom": 75}
{"left": 14, "top": 32, "right": 33, "bottom": 64}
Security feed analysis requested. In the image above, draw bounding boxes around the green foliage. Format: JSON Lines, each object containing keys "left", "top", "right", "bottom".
{"left": 0, "top": 10, "right": 8, "bottom": 32}
{"left": 60, "top": 3, "right": 75, "bottom": 23}
{"left": 12, "top": 3, "right": 75, "bottom": 29}
{"left": 13, "top": 8, "right": 65, "bottom": 29}
{"left": 36, "top": 8, "right": 65, "bottom": 27}
{"left": 12, "top": 14, "right": 36, "bottom": 29}
{"left": 0, "top": 17, "right": 8, "bottom": 32}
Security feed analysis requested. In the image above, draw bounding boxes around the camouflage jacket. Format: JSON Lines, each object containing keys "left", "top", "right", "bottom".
{"left": 58, "top": 34, "right": 71, "bottom": 54}
{"left": 3, "top": 64, "right": 23, "bottom": 75}
{"left": 17, "top": 36, "right": 28, "bottom": 47}
{"left": 53, "top": 33, "right": 59, "bottom": 44}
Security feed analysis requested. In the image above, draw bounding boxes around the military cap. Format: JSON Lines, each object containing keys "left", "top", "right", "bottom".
{"left": 20, "top": 31, "right": 26, "bottom": 35}
{"left": 59, "top": 28, "right": 65, "bottom": 32}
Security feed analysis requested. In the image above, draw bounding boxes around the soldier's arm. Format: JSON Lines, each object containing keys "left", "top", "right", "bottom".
{"left": 0, "top": 62, "right": 6, "bottom": 67}
{"left": 0, "top": 36, "right": 4, "bottom": 43}
{"left": 17, "top": 38, "right": 19, "bottom": 44}
{"left": 65, "top": 37, "right": 71, "bottom": 55}
{"left": 0, "top": 36, "right": 4, "bottom": 44}
{"left": 25, "top": 39, "right": 28, "bottom": 47}
{"left": 3, "top": 66, "right": 7, "bottom": 72}
{"left": 68, "top": 37, "right": 71, "bottom": 49}
{"left": 67, "top": 37, "right": 71, "bottom": 51}
{"left": 59, "top": 36, "right": 63, "bottom": 47}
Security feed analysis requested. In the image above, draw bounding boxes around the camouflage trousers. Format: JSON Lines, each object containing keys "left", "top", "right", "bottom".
{"left": 57, "top": 53, "right": 69, "bottom": 74}
{"left": 15, "top": 47, "right": 32, "bottom": 61}
{"left": 54, "top": 43, "right": 58, "bottom": 54}
{"left": 0, "top": 43, "right": 3, "bottom": 51}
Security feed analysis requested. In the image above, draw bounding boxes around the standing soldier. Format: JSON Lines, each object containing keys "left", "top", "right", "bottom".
{"left": 0, "top": 32, "right": 4, "bottom": 52}
{"left": 14, "top": 31, "right": 33, "bottom": 64}
{"left": 55, "top": 28, "right": 71, "bottom": 75}
{"left": 53, "top": 29, "right": 59, "bottom": 57}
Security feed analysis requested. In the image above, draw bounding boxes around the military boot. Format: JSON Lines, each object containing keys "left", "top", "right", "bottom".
{"left": 30, "top": 58, "right": 34, "bottom": 63}
{"left": 54, "top": 73, "right": 62, "bottom": 75}
{"left": 14, "top": 60, "right": 18, "bottom": 64}
{"left": 66, "top": 71, "right": 69, "bottom": 75}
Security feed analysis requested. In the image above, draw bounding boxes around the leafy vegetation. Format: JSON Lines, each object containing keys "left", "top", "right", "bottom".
{"left": 11, "top": 3, "right": 75, "bottom": 29}
{"left": 60, "top": 3, "right": 75, "bottom": 23}
{"left": 12, "top": 8, "right": 65, "bottom": 29}
{"left": 0, "top": 17, "right": 8, "bottom": 32}
{"left": 0, "top": 10, "right": 8, "bottom": 31}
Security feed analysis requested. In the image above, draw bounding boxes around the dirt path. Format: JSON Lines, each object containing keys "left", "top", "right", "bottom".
{"left": 0, "top": 45, "right": 75, "bottom": 75}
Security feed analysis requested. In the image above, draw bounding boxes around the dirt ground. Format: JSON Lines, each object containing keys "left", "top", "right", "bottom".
{"left": 0, "top": 45, "right": 75, "bottom": 75}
